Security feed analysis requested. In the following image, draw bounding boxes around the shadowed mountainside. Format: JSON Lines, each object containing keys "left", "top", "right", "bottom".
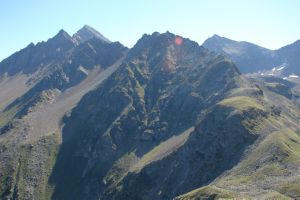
{"left": 0, "top": 28, "right": 300, "bottom": 200}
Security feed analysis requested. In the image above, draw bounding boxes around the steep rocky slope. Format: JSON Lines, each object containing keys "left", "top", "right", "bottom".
{"left": 0, "top": 26, "right": 128, "bottom": 200}
{"left": 48, "top": 32, "right": 299, "bottom": 200}
{"left": 0, "top": 28, "right": 300, "bottom": 200}
{"left": 0, "top": 30, "right": 75, "bottom": 77}
{"left": 0, "top": 30, "right": 74, "bottom": 112}
{"left": 176, "top": 76, "right": 300, "bottom": 200}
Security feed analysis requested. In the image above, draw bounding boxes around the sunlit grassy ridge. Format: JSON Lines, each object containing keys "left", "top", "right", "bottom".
{"left": 175, "top": 185, "right": 250, "bottom": 200}
{"left": 132, "top": 127, "right": 194, "bottom": 172}
{"left": 213, "top": 128, "right": 300, "bottom": 199}
{"left": 218, "top": 96, "right": 264, "bottom": 111}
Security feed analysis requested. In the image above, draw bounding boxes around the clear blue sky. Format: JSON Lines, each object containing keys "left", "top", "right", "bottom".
{"left": 1, "top": 0, "right": 300, "bottom": 61}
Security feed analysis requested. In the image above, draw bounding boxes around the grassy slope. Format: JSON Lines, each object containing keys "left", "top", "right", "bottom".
{"left": 176, "top": 84, "right": 300, "bottom": 199}
{"left": 212, "top": 126, "right": 300, "bottom": 199}
{"left": 0, "top": 133, "right": 60, "bottom": 199}
{"left": 103, "top": 127, "right": 194, "bottom": 190}
{"left": 175, "top": 185, "right": 250, "bottom": 200}
{"left": 218, "top": 96, "right": 264, "bottom": 111}
{"left": 132, "top": 127, "right": 194, "bottom": 172}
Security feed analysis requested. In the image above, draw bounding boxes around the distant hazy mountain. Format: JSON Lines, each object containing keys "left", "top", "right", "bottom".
{"left": 0, "top": 27, "right": 300, "bottom": 200}
{"left": 203, "top": 34, "right": 300, "bottom": 76}
{"left": 276, "top": 40, "right": 300, "bottom": 75}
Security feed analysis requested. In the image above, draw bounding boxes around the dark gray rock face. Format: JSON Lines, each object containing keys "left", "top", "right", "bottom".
{"left": 203, "top": 35, "right": 300, "bottom": 75}
{"left": 109, "top": 106, "right": 260, "bottom": 200}
{"left": 49, "top": 32, "right": 251, "bottom": 200}
{"left": 2, "top": 27, "right": 300, "bottom": 200}
{"left": 0, "top": 30, "right": 76, "bottom": 76}
{"left": 1, "top": 35, "right": 127, "bottom": 124}
{"left": 0, "top": 26, "right": 119, "bottom": 77}
{"left": 0, "top": 26, "right": 128, "bottom": 200}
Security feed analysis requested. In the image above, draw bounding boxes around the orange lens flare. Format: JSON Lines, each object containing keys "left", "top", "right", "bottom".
{"left": 175, "top": 36, "right": 183, "bottom": 45}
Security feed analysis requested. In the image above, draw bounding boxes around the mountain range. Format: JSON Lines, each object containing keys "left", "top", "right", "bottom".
{"left": 0, "top": 25, "right": 299, "bottom": 200}
{"left": 203, "top": 34, "right": 300, "bottom": 77}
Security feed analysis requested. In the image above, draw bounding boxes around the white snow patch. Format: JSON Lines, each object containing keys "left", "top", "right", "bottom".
{"left": 289, "top": 74, "right": 299, "bottom": 78}
{"left": 277, "top": 66, "right": 285, "bottom": 71}
{"left": 78, "top": 66, "right": 89, "bottom": 75}
{"left": 272, "top": 63, "right": 287, "bottom": 72}
{"left": 272, "top": 67, "right": 276, "bottom": 72}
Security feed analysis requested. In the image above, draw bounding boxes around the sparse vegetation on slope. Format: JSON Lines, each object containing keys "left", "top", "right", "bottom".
{"left": 1, "top": 27, "right": 300, "bottom": 200}
{"left": 175, "top": 185, "right": 249, "bottom": 200}
{"left": 218, "top": 95, "right": 264, "bottom": 111}
{"left": 0, "top": 133, "right": 60, "bottom": 200}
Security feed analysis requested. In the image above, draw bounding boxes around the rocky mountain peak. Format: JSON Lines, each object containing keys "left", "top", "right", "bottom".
{"left": 127, "top": 31, "right": 202, "bottom": 66}
{"left": 203, "top": 34, "right": 300, "bottom": 75}
{"left": 56, "top": 29, "right": 70, "bottom": 37}
{"left": 50, "top": 29, "right": 74, "bottom": 43}
{"left": 210, "top": 34, "right": 222, "bottom": 39}
{"left": 1, "top": 27, "right": 300, "bottom": 200}
{"left": 203, "top": 34, "right": 236, "bottom": 48}
{"left": 73, "top": 25, "right": 111, "bottom": 44}
{"left": 0, "top": 29, "right": 77, "bottom": 77}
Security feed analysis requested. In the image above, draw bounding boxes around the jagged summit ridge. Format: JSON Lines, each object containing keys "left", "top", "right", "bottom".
{"left": 72, "top": 25, "right": 111, "bottom": 44}
{"left": 54, "top": 29, "right": 72, "bottom": 39}
{"left": 0, "top": 26, "right": 300, "bottom": 200}
{"left": 127, "top": 31, "right": 209, "bottom": 67}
